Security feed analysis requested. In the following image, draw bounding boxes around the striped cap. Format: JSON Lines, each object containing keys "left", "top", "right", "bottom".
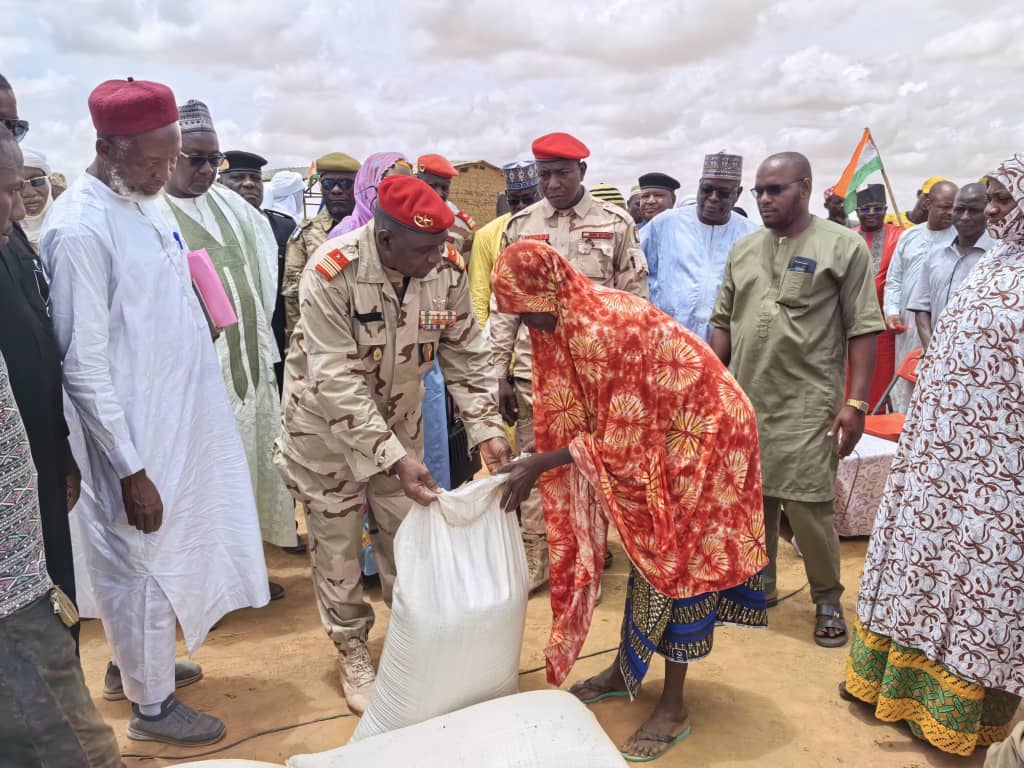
{"left": 590, "top": 183, "right": 626, "bottom": 207}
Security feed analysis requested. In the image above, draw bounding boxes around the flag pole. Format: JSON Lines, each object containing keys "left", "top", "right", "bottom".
{"left": 869, "top": 129, "right": 907, "bottom": 227}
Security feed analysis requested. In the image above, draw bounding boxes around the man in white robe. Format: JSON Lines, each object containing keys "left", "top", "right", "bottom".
{"left": 642, "top": 152, "right": 758, "bottom": 340}
{"left": 882, "top": 180, "right": 957, "bottom": 411}
{"left": 40, "top": 78, "right": 269, "bottom": 746}
{"left": 155, "top": 101, "right": 297, "bottom": 589}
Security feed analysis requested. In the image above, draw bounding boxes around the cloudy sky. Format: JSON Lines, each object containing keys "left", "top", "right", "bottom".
{"left": 7, "top": 0, "right": 1023, "bottom": 219}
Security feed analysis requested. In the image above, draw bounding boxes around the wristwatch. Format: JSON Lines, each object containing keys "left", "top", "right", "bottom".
{"left": 845, "top": 398, "right": 870, "bottom": 414}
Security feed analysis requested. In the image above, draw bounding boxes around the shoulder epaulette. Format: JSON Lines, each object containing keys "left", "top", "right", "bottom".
{"left": 456, "top": 209, "right": 477, "bottom": 230}
{"left": 445, "top": 244, "right": 467, "bottom": 272}
{"left": 315, "top": 248, "right": 356, "bottom": 280}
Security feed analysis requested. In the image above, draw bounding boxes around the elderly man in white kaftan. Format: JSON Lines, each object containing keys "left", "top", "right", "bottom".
{"left": 157, "top": 101, "right": 297, "bottom": 567}
{"left": 41, "top": 78, "right": 269, "bottom": 746}
{"left": 642, "top": 152, "right": 758, "bottom": 341}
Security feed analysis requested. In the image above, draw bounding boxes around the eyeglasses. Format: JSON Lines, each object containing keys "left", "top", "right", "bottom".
{"left": 25, "top": 176, "right": 49, "bottom": 188}
{"left": 700, "top": 184, "right": 738, "bottom": 200}
{"left": 179, "top": 151, "right": 226, "bottom": 168}
{"left": 321, "top": 177, "right": 354, "bottom": 193}
{"left": 751, "top": 179, "right": 805, "bottom": 199}
{"left": 1, "top": 118, "right": 28, "bottom": 143}
{"left": 857, "top": 205, "right": 886, "bottom": 215}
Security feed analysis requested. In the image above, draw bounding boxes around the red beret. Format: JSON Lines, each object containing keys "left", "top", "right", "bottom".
{"left": 531, "top": 132, "right": 590, "bottom": 161}
{"left": 378, "top": 175, "right": 454, "bottom": 234}
{"left": 416, "top": 153, "right": 459, "bottom": 178}
{"left": 88, "top": 78, "right": 178, "bottom": 136}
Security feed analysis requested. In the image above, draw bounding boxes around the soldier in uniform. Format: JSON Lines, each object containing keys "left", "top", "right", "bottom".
{"left": 491, "top": 131, "right": 649, "bottom": 593}
{"left": 282, "top": 152, "right": 361, "bottom": 338}
{"left": 415, "top": 153, "right": 477, "bottom": 257}
{"left": 274, "top": 175, "right": 512, "bottom": 714}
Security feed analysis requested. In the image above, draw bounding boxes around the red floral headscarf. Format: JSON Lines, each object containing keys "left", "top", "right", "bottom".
{"left": 492, "top": 240, "right": 767, "bottom": 685}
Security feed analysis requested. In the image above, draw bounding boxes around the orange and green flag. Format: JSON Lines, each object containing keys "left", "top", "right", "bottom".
{"left": 835, "top": 128, "right": 883, "bottom": 215}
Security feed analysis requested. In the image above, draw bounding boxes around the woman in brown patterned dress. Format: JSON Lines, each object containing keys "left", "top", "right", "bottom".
{"left": 841, "top": 153, "right": 1024, "bottom": 757}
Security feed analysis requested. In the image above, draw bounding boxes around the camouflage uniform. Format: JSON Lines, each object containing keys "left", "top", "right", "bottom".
{"left": 282, "top": 208, "right": 336, "bottom": 336}
{"left": 446, "top": 201, "right": 477, "bottom": 258}
{"left": 491, "top": 190, "right": 648, "bottom": 540}
{"left": 274, "top": 221, "right": 505, "bottom": 647}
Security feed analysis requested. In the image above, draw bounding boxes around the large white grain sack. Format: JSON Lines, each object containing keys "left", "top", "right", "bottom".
{"left": 287, "top": 690, "right": 626, "bottom": 768}
{"left": 351, "top": 474, "right": 528, "bottom": 740}
{"left": 175, "top": 761, "right": 283, "bottom": 767}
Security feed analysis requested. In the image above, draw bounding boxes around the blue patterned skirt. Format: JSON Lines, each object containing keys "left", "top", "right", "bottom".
{"left": 619, "top": 566, "right": 767, "bottom": 696}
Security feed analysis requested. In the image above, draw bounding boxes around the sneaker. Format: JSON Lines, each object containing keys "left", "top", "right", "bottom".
{"left": 524, "top": 533, "right": 550, "bottom": 594}
{"left": 127, "top": 695, "right": 225, "bottom": 746}
{"left": 104, "top": 660, "right": 203, "bottom": 702}
{"left": 338, "top": 637, "right": 376, "bottom": 715}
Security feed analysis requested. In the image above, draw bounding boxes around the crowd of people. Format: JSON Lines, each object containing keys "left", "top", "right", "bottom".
{"left": 0, "top": 70, "right": 1021, "bottom": 767}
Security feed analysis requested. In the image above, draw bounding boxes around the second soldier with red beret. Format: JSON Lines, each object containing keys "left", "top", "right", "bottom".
{"left": 274, "top": 174, "right": 511, "bottom": 715}
{"left": 491, "top": 131, "right": 649, "bottom": 594}
{"left": 415, "top": 153, "right": 477, "bottom": 257}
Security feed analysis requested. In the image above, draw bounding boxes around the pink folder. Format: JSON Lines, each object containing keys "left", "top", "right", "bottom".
{"left": 187, "top": 248, "right": 238, "bottom": 330}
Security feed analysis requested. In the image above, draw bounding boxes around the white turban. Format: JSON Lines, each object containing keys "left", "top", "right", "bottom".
{"left": 262, "top": 170, "right": 306, "bottom": 222}
{"left": 21, "top": 147, "right": 51, "bottom": 175}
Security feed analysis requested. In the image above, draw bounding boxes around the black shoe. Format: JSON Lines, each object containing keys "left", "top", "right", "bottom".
{"left": 604, "top": 549, "right": 613, "bottom": 569}
{"left": 282, "top": 534, "right": 307, "bottom": 555}
{"left": 269, "top": 581, "right": 285, "bottom": 601}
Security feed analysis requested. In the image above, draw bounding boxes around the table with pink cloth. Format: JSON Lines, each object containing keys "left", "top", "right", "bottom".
{"left": 833, "top": 433, "right": 898, "bottom": 536}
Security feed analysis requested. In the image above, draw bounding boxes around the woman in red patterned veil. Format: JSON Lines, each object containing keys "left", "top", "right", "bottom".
{"left": 493, "top": 240, "right": 768, "bottom": 762}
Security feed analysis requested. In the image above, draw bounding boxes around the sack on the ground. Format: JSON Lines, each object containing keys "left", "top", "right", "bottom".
{"left": 287, "top": 690, "right": 626, "bottom": 767}
{"left": 351, "top": 474, "right": 528, "bottom": 741}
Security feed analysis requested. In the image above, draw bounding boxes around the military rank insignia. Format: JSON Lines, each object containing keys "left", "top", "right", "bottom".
{"left": 420, "top": 341, "right": 436, "bottom": 364}
{"left": 315, "top": 248, "right": 351, "bottom": 280}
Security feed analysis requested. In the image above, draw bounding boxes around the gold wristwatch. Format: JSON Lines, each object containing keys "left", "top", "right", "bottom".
{"left": 845, "top": 398, "right": 870, "bottom": 414}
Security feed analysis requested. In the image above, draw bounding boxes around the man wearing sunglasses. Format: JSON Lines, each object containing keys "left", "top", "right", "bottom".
{"left": 0, "top": 78, "right": 85, "bottom": 649}
{"left": 710, "top": 151, "right": 883, "bottom": 650}
{"left": 283, "top": 152, "right": 361, "bottom": 338}
{"left": 642, "top": 152, "right": 757, "bottom": 342}
{"left": 853, "top": 183, "right": 903, "bottom": 410}
{"left": 157, "top": 99, "right": 299, "bottom": 587}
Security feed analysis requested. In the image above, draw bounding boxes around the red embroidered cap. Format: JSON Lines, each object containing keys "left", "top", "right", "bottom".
{"left": 416, "top": 154, "right": 459, "bottom": 179}
{"left": 531, "top": 132, "right": 590, "bottom": 161}
{"left": 378, "top": 175, "right": 454, "bottom": 234}
{"left": 88, "top": 78, "right": 179, "bottom": 136}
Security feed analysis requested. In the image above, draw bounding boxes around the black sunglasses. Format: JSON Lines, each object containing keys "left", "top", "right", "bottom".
{"left": 321, "top": 177, "right": 354, "bottom": 193}
{"left": 751, "top": 178, "right": 806, "bottom": 199}
{"left": 26, "top": 176, "right": 49, "bottom": 188}
{"left": 700, "top": 184, "right": 737, "bottom": 200}
{"left": 1, "top": 118, "right": 28, "bottom": 143}
{"left": 180, "top": 151, "right": 226, "bottom": 168}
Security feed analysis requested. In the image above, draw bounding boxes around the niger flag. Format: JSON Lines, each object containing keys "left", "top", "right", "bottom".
{"left": 834, "top": 129, "right": 883, "bottom": 215}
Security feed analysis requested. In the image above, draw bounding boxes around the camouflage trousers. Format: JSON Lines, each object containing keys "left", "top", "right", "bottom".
{"left": 273, "top": 446, "right": 413, "bottom": 648}
{"left": 513, "top": 378, "right": 545, "bottom": 537}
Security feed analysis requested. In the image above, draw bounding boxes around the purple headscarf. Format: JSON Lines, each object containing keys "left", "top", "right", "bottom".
{"left": 330, "top": 151, "right": 408, "bottom": 237}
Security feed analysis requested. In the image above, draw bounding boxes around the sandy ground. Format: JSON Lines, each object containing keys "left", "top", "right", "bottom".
{"left": 79, "top": 530, "right": 1017, "bottom": 768}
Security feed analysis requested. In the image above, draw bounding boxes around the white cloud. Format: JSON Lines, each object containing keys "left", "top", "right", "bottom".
{"left": 8, "top": 0, "right": 1024, "bottom": 221}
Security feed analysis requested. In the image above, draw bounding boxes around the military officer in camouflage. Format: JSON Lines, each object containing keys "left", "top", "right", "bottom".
{"left": 415, "top": 153, "right": 477, "bottom": 256}
{"left": 274, "top": 175, "right": 511, "bottom": 715}
{"left": 282, "top": 152, "right": 361, "bottom": 337}
{"left": 491, "top": 131, "right": 649, "bottom": 593}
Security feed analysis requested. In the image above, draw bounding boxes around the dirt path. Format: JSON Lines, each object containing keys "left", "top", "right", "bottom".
{"left": 79, "top": 535, "right": 1011, "bottom": 767}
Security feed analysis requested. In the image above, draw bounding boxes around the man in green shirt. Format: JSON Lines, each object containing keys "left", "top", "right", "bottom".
{"left": 709, "top": 152, "right": 883, "bottom": 648}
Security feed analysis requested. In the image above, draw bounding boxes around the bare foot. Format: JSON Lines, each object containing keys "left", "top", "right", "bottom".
{"left": 569, "top": 660, "right": 629, "bottom": 703}
{"left": 621, "top": 703, "right": 691, "bottom": 761}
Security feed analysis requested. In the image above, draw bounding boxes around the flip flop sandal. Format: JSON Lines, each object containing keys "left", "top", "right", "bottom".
{"left": 621, "top": 725, "right": 693, "bottom": 762}
{"left": 814, "top": 603, "right": 848, "bottom": 648}
{"left": 569, "top": 679, "right": 630, "bottom": 705}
